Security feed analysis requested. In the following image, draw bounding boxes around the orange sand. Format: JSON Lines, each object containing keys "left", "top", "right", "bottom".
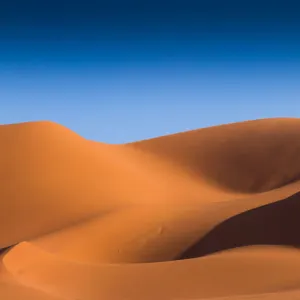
{"left": 1, "top": 118, "right": 300, "bottom": 299}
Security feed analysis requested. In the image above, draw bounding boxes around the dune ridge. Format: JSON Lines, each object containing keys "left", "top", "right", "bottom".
{"left": 129, "top": 118, "right": 300, "bottom": 193}
{"left": 1, "top": 118, "right": 300, "bottom": 299}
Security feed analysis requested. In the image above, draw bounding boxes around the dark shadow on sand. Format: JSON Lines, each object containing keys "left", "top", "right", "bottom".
{"left": 178, "top": 192, "right": 300, "bottom": 260}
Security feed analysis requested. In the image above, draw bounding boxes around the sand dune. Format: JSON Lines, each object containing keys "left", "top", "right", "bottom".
{"left": 4, "top": 243, "right": 300, "bottom": 300}
{"left": 1, "top": 118, "right": 300, "bottom": 299}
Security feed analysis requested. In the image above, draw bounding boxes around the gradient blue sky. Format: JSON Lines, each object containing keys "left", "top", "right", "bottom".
{"left": 1, "top": 0, "right": 300, "bottom": 143}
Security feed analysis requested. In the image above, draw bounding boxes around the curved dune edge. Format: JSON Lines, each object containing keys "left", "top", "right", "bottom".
{"left": 3, "top": 242, "right": 300, "bottom": 300}
{"left": 29, "top": 180, "right": 300, "bottom": 264}
{"left": 129, "top": 118, "right": 300, "bottom": 193}
{"left": 2, "top": 118, "right": 300, "bottom": 299}
{"left": 1, "top": 117, "right": 300, "bottom": 249}
{"left": 0, "top": 120, "right": 245, "bottom": 249}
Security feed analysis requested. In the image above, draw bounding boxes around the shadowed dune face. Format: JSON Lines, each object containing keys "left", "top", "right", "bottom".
{"left": 179, "top": 192, "right": 300, "bottom": 260}
{"left": 130, "top": 118, "right": 300, "bottom": 193}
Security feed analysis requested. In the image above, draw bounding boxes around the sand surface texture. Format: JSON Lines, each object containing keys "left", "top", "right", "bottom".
{"left": 1, "top": 118, "right": 300, "bottom": 299}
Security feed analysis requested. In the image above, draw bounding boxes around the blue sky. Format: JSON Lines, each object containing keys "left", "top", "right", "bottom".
{"left": 1, "top": 0, "right": 300, "bottom": 143}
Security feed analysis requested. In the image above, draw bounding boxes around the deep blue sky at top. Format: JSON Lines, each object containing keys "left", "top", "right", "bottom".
{"left": 0, "top": 0, "right": 300, "bottom": 143}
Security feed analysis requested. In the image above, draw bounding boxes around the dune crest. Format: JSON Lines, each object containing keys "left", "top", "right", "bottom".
{"left": 129, "top": 118, "right": 300, "bottom": 193}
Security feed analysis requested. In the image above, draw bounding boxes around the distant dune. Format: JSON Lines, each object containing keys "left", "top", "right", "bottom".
{"left": 1, "top": 118, "right": 300, "bottom": 299}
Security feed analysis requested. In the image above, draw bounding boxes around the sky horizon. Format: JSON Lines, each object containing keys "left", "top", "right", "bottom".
{"left": 1, "top": 0, "right": 300, "bottom": 143}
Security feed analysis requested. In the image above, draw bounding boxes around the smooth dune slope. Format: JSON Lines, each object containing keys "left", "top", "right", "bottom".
{"left": 4, "top": 243, "right": 300, "bottom": 300}
{"left": 1, "top": 118, "right": 300, "bottom": 300}
{"left": 129, "top": 118, "right": 300, "bottom": 193}
{"left": 29, "top": 118, "right": 300, "bottom": 264}
{"left": 0, "top": 120, "right": 221, "bottom": 248}
{"left": 29, "top": 183, "right": 300, "bottom": 263}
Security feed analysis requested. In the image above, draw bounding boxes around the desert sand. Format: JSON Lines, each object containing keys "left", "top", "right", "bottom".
{"left": 1, "top": 118, "right": 300, "bottom": 299}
